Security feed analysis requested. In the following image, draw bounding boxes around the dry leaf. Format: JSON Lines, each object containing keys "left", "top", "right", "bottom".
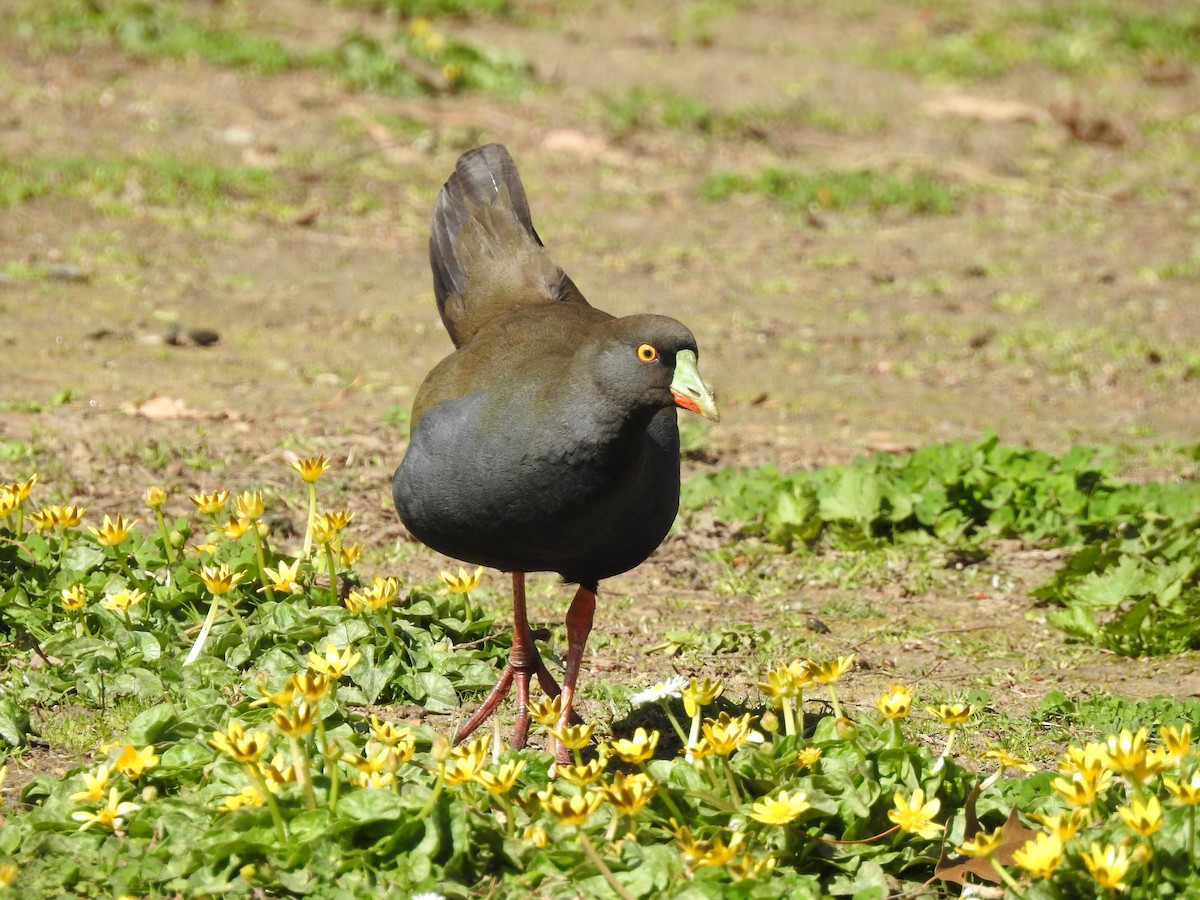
{"left": 122, "top": 395, "right": 210, "bottom": 420}
{"left": 934, "top": 791, "right": 1039, "bottom": 887}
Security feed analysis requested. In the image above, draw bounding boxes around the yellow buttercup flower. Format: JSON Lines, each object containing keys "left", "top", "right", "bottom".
{"left": 1013, "top": 831, "right": 1064, "bottom": 880}
{"left": 554, "top": 755, "right": 608, "bottom": 787}
{"left": 144, "top": 486, "right": 168, "bottom": 509}
{"left": 306, "top": 643, "right": 361, "bottom": 678}
{"left": 221, "top": 516, "right": 252, "bottom": 540}
{"left": 1164, "top": 772, "right": 1200, "bottom": 805}
{"left": 345, "top": 742, "right": 409, "bottom": 775}
{"left": 100, "top": 588, "right": 147, "bottom": 614}
{"left": 729, "top": 853, "right": 777, "bottom": 882}
{"left": 218, "top": 784, "right": 264, "bottom": 812}
{"left": 756, "top": 665, "right": 802, "bottom": 702}
{"left": 1105, "top": 727, "right": 1168, "bottom": 784}
{"left": 551, "top": 722, "right": 595, "bottom": 751}
{"left": 309, "top": 513, "right": 340, "bottom": 547}
{"left": 798, "top": 747, "right": 822, "bottom": 769}
{"left": 1052, "top": 770, "right": 1110, "bottom": 808}
{"left": 4, "top": 474, "right": 37, "bottom": 504}
{"left": 189, "top": 490, "right": 229, "bottom": 515}
{"left": 260, "top": 558, "right": 303, "bottom": 594}
{"left": 809, "top": 655, "right": 854, "bottom": 684}
{"left": 1081, "top": 842, "right": 1130, "bottom": 891}
{"left": 674, "top": 823, "right": 745, "bottom": 869}
{"left": 289, "top": 671, "right": 332, "bottom": 703}
{"left": 609, "top": 727, "right": 659, "bottom": 764}
{"left": 1117, "top": 794, "right": 1162, "bottom": 837}
{"left": 339, "top": 542, "right": 363, "bottom": 566}
{"left": 0, "top": 489, "right": 18, "bottom": 518}
{"left": 272, "top": 703, "right": 316, "bottom": 738}
{"left": 1034, "top": 808, "right": 1089, "bottom": 842}
{"left": 926, "top": 703, "right": 977, "bottom": 727}
{"left": 439, "top": 566, "right": 483, "bottom": 593}
{"left": 346, "top": 576, "right": 400, "bottom": 614}
{"left": 88, "top": 513, "right": 132, "bottom": 546}
{"left": 540, "top": 790, "right": 603, "bottom": 826}
{"left": 1161, "top": 723, "right": 1192, "bottom": 761}
{"left": 603, "top": 771, "right": 657, "bottom": 815}
{"left": 289, "top": 454, "right": 331, "bottom": 483}
{"left": 322, "top": 509, "right": 355, "bottom": 532}
{"left": 69, "top": 765, "right": 111, "bottom": 803}
{"left": 443, "top": 737, "right": 488, "bottom": 787}
{"left": 1059, "top": 742, "right": 1110, "bottom": 781}
{"left": 367, "top": 715, "right": 411, "bottom": 746}
{"left": 113, "top": 744, "right": 160, "bottom": 780}
{"left": 258, "top": 753, "right": 295, "bottom": 790}
{"left": 256, "top": 683, "right": 295, "bottom": 708}
{"left": 701, "top": 711, "right": 754, "bottom": 757}
{"left": 529, "top": 696, "right": 564, "bottom": 728}
{"left": 199, "top": 563, "right": 246, "bottom": 595}
{"left": 522, "top": 824, "right": 549, "bottom": 848}
{"left": 60, "top": 584, "right": 89, "bottom": 611}
{"left": 984, "top": 745, "right": 1036, "bottom": 773}
{"left": 888, "top": 788, "right": 942, "bottom": 839}
{"left": 475, "top": 759, "right": 526, "bottom": 795}
{"left": 0, "top": 864, "right": 16, "bottom": 887}
{"left": 71, "top": 786, "right": 139, "bottom": 832}
{"left": 876, "top": 683, "right": 914, "bottom": 719}
{"left": 234, "top": 490, "right": 264, "bottom": 520}
{"left": 749, "top": 789, "right": 810, "bottom": 825}
{"left": 956, "top": 825, "right": 1004, "bottom": 858}
{"left": 682, "top": 676, "right": 724, "bottom": 717}
{"left": 30, "top": 504, "right": 86, "bottom": 531}
{"left": 210, "top": 721, "right": 270, "bottom": 764}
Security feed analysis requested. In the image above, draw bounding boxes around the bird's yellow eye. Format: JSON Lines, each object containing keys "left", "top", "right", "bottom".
{"left": 637, "top": 343, "right": 658, "bottom": 362}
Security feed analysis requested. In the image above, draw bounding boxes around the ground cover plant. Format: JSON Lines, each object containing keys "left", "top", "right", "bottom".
{"left": 2, "top": 454, "right": 1199, "bottom": 897}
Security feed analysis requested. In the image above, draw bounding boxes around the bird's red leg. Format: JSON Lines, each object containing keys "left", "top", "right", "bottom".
{"left": 455, "top": 572, "right": 561, "bottom": 748}
{"left": 552, "top": 584, "right": 596, "bottom": 762}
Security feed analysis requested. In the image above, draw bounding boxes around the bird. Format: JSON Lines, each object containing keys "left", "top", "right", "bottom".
{"left": 392, "top": 144, "right": 718, "bottom": 755}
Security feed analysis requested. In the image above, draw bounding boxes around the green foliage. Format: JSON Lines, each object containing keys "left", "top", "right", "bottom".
{"left": 683, "top": 436, "right": 1200, "bottom": 654}
{"left": 1035, "top": 691, "right": 1200, "bottom": 739}
{"left": 700, "top": 167, "right": 961, "bottom": 215}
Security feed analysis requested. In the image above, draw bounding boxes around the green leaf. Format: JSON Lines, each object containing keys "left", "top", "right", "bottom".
{"left": 125, "top": 701, "right": 178, "bottom": 745}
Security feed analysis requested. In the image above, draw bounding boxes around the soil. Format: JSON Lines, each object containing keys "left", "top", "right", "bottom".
{"left": 2, "top": 0, "right": 1200, "bottom": 778}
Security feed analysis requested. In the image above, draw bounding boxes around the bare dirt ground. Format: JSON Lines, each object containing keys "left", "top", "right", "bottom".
{"left": 3, "top": 0, "right": 1200, "bottom": 763}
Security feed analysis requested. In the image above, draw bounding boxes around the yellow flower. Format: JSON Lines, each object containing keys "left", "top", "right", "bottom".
{"left": 1052, "top": 770, "right": 1110, "bottom": 808}
{"left": 30, "top": 504, "right": 86, "bottom": 531}
{"left": 234, "top": 490, "right": 264, "bottom": 520}
{"left": 1059, "top": 742, "right": 1110, "bottom": 780}
{"left": 323, "top": 509, "right": 355, "bottom": 532}
{"left": 258, "top": 753, "right": 295, "bottom": 790}
{"left": 729, "top": 853, "right": 777, "bottom": 881}
{"left": 144, "top": 486, "right": 168, "bottom": 509}
{"left": 682, "top": 676, "right": 724, "bottom": 717}
{"left": 221, "top": 516, "right": 252, "bottom": 540}
{"left": 353, "top": 771, "right": 396, "bottom": 789}
{"left": 1013, "top": 831, "right": 1064, "bottom": 879}
{"left": 1161, "top": 723, "right": 1192, "bottom": 761}
{"left": 260, "top": 558, "right": 303, "bottom": 595}
{"left": 984, "top": 745, "right": 1037, "bottom": 773}
{"left": 367, "top": 715, "right": 412, "bottom": 746}
{"left": 289, "top": 454, "right": 331, "bottom": 483}
{"left": 609, "top": 727, "right": 659, "bottom": 764}
{"left": 272, "top": 703, "right": 316, "bottom": 738}
{"left": 339, "top": 542, "right": 363, "bottom": 566}
{"left": 603, "top": 771, "right": 657, "bottom": 815}
{"left": 199, "top": 563, "right": 246, "bottom": 595}
{"left": 306, "top": 643, "right": 361, "bottom": 678}
{"left": 69, "top": 765, "right": 111, "bottom": 803}
{"left": 1164, "top": 772, "right": 1200, "bottom": 805}
{"left": 309, "top": 513, "right": 340, "bottom": 547}
{"left": 256, "top": 683, "right": 295, "bottom": 707}
{"left": 529, "top": 696, "right": 564, "bottom": 728}
{"left": 701, "top": 711, "right": 754, "bottom": 757}
{"left": 60, "top": 584, "right": 89, "bottom": 611}
{"left": 443, "top": 737, "right": 488, "bottom": 787}
{"left": 71, "top": 786, "right": 139, "bottom": 832}
{"left": 757, "top": 664, "right": 805, "bottom": 702}
{"left": 345, "top": 576, "right": 400, "bottom": 614}
{"left": 956, "top": 824, "right": 1004, "bottom": 858}
{"left": 1034, "top": 808, "right": 1089, "bottom": 842}
{"left": 475, "top": 759, "right": 526, "bottom": 795}
{"left": 210, "top": 721, "right": 270, "bottom": 764}
{"left": 674, "top": 823, "right": 745, "bottom": 869}
{"left": 876, "top": 684, "right": 914, "bottom": 719}
{"left": 3, "top": 474, "right": 37, "bottom": 506}
{"left": 1117, "top": 794, "right": 1162, "bottom": 837}
{"left": 888, "top": 788, "right": 942, "bottom": 839}
{"left": 1105, "top": 727, "right": 1148, "bottom": 773}
{"left": 0, "top": 489, "right": 18, "bottom": 518}
{"left": 289, "top": 671, "right": 332, "bottom": 703}
{"left": 218, "top": 784, "right": 264, "bottom": 812}
{"left": 88, "top": 513, "right": 132, "bottom": 546}
{"left": 540, "top": 790, "right": 603, "bottom": 826}
{"left": 100, "top": 588, "right": 147, "bottom": 614}
{"left": 551, "top": 722, "right": 595, "bottom": 751}
{"left": 798, "top": 747, "right": 822, "bottom": 769}
{"left": 749, "top": 789, "right": 810, "bottom": 825}
{"left": 809, "top": 654, "right": 854, "bottom": 684}
{"left": 555, "top": 755, "right": 608, "bottom": 787}
{"left": 113, "top": 744, "right": 159, "bottom": 780}
{"left": 189, "top": 490, "right": 230, "bottom": 515}
{"left": 926, "top": 703, "right": 977, "bottom": 726}
{"left": 439, "top": 566, "right": 483, "bottom": 593}
{"left": 1081, "top": 842, "right": 1130, "bottom": 891}
{"left": 0, "top": 863, "right": 16, "bottom": 886}
{"left": 345, "top": 742, "right": 409, "bottom": 775}
{"left": 522, "top": 824, "right": 549, "bottom": 848}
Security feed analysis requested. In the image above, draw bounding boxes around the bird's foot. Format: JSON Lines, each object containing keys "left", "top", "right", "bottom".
{"left": 453, "top": 647, "right": 564, "bottom": 749}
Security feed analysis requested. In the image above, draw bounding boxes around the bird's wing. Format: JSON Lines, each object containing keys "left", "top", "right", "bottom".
{"left": 429, "top": 144, "right": 590, "bottom": 347}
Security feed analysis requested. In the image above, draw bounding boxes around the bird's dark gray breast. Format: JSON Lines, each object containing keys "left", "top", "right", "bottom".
{"left": 392, "top": 389, "right": 681, "bottom": 585}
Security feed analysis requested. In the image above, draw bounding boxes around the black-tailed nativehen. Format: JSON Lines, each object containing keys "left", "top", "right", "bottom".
{"left": 393, "top": 144, "right": 718, "bottom": 754}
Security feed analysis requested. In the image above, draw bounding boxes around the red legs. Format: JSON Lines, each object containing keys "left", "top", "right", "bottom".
{"left": 552, "top": 585, "right": 597, "bottom": 763}
{"left": 453, "top": 572, "right": 564, "bottom": 748}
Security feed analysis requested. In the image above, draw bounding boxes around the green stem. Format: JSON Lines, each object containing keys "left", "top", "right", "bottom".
{"left": 828, "top": 685, "right": 843, "bottom": 721}
{"left": 720, "top": 756, "right": 742, "bottom": 807}
{"left": 324, "top": 544, "right": 338, "bottom": 606}
{"left": 380, "top": 609, "right": 403, "bottom": 654}
{"left": 577, "top": 829, "right": 635, "bottom": 900}
{"left": 317, "top": 718, "right": 340, "bottom": 811}
{"left": 251, "top": 525, "right": 275, "bottom": 603}
{"left": 638, "top": 762, "right": 687, "bottom": 821}
{"left": 679, "top": 788, "right": 737, "bottom": 813}
{"left": 661, "top": 701, "right": 688, "bottom": 745}
{"left": 417, "top": 766, "right": 446, "bottom": 819}
{"left": 782, "top": 697, "right": 796, "bottom": 738}
{"left": 154, "top": 508, "right": 175, "bottom": 565}
{"left": 302, "top": 484, "right": 317, "bottom": 558}
{"left": 289, "top": 735, "right": 317, "bottom": 811}
{"left": 889, "top": 718, "right": 904, "bottom": 750}
{"left": 989, "top": 860, "right": 1028, "bottom": 900}
{"left": 58, "top": 531, "right": 72, "bottom": 568}
{"left": 245, "top": 763, "right": 287, "bottom": 843}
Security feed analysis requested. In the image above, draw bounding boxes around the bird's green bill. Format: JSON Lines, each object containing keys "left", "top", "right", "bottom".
{"left": 670, "top": 349, "right": 719, "bottom": 422}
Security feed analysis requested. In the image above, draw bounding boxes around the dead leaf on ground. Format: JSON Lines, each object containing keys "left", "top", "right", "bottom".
{"left": 934, "top": 786, "right": 1040, "bottom": 887}
{"left": 923, "top": 92, "right": 1052, "bottom": 125}
{"left": 121, "top": 395, "right": 225, "bottom": 421}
